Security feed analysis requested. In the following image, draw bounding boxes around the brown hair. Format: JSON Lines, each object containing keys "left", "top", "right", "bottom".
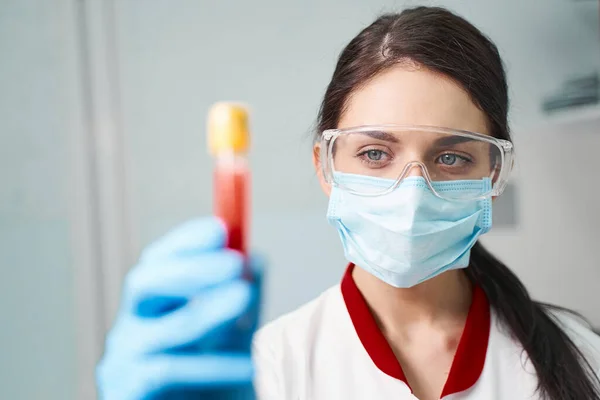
{"left": 315, "top": 6, "right": 600, "bottom": 399}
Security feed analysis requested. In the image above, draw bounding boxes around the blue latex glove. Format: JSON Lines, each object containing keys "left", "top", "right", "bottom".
{"left": 96, "top": 217, "right": 262, "bottom": 400}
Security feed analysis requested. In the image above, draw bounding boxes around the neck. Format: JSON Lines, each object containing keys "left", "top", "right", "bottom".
{"left": 352, "top": 266, "right": 473, "bottom": 337}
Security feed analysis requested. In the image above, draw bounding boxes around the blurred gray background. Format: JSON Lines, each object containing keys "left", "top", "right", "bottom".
{"left": 1, "top": 0, "right": 599, "bottom": 399}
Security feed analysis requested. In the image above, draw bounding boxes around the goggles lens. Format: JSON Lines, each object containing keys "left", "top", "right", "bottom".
{"left": 326, "top": 127, "right": 507, "bottom": 200}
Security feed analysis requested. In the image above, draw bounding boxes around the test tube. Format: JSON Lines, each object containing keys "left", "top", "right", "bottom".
{"left": 207, "top": 102, "right": 251, "bottom": 268}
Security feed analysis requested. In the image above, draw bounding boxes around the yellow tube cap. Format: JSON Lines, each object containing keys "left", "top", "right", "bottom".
{"left": 207, "top": 102, "right": 250, "bottom": 155}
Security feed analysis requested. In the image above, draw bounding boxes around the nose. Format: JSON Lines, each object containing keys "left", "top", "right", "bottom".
{"left": 401, "top": 162, "right": 427, "bottom": 179}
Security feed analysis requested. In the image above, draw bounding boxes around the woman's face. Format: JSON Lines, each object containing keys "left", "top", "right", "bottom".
{"left": 314, "top": 65, "right": 491, "bottom": 195}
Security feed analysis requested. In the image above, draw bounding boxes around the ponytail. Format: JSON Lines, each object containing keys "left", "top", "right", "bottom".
{"left": 466, "top": 242, "right": 600, "bottom": 399}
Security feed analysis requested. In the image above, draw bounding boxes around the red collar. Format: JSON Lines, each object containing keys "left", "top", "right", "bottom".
{"left": 340, "top": 264, "right": 490, "bottom": 396}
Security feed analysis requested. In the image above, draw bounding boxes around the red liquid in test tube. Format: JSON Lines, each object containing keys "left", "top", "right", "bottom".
{"left": 208, "top": 103, "right": 251, "bottom": 276}
{"left": 214, "top": 159, "right": 249, "bottom": 256}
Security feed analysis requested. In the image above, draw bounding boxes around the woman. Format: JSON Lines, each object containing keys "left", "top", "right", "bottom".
{"left": 97, "top": 6, "right": 600, "bottom": 400}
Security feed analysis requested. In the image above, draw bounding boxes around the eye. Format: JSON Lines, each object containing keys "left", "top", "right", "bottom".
{"left": 436, "top": 153, "right": 471, "bottom": 166}
{"left": 366, "top": 149, "right": 384, "bottom": 161}
{"left": 440, "top": 154, "right": 457, "bottom": 165}
{"left": 356, "top": 148, "right": 392, "bottom": 168}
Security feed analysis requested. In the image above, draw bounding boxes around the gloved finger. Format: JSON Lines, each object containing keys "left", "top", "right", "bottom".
{"left": 139, "top": 217, "right": 226, "bottom": 263}
{"left": 98, "top": 354, "right": 254, "bottom": 400}
{"left": 168, "top": 253, "right": 265, "bottom": 353}
{"left": 151, "top": 280, "right": 254, "bottom": 352}
{"left": 123, "top": 250, "right": 244, "bottom": 316}
{"left": 131, "top": 354, "right": 253, "bottom": 400}
{"left": 108, "top": 281, "right": 253, "bottom": 355}
{"left": 153, "top": 384, "right": 256, "bottom": 400}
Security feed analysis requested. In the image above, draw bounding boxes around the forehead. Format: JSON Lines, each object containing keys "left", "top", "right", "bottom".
{"left": 338, "top": 66, "right": 489, "bottom": 135}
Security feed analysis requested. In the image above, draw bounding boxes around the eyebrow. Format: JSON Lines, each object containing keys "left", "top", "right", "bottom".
{"left": 432, "top": 135, "right": 479, "bottom": 147}
{"left": 354, "top": 130, "right": 400, "bottom": 143}
{"left": 355, "top": 130, "right": 480, "bottom": 146}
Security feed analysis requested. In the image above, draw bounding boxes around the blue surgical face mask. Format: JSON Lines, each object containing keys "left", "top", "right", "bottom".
{"left": 326, "top": 173, "right": 492, "bottom": 288}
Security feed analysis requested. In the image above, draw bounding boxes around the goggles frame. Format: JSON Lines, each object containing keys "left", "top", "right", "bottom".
{"left": 319, "top": 124, "right": 514, "bottom": 200}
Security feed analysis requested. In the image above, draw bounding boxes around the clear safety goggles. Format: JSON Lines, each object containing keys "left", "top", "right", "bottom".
{"left": 319, "top": 125, "right": 514, "bottom": 201}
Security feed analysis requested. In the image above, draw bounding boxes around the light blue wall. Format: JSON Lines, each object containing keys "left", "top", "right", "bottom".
{"left": 0, "top": 1, "right": 78, "bottom": 399}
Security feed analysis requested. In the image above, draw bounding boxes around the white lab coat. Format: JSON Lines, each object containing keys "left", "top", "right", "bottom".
{"left": 252, "top": 265, "right": 600, "bottom": 399}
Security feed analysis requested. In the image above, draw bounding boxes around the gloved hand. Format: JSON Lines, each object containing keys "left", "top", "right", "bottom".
{"left": 96, "top": 217, "right": 263, "bottom": 400}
